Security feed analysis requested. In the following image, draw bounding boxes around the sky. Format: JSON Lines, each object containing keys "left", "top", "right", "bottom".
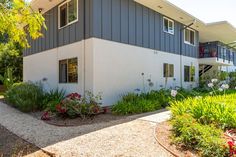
{"left": 167, "top": 0, "right": 236, "bottom": 27}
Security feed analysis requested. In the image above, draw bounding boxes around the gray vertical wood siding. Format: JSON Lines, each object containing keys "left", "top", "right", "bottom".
{"left": 24, "top": 0, "right": 199, "bottom": 58}
{"left": 91, "top": 0, "right": 199, "bottom": 58}
{"left": 24, "top": 0, "right": 85, "bottom": 56}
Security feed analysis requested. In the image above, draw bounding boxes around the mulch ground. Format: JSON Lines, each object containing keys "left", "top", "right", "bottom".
{"left": 0, "top": 125, "right": 50, "bottom": 157}
{"left": 31, "top": 111, "right": 127, "bottom": 127}
{"left": 156, "top": 121, "right": 198, "bottom": 157}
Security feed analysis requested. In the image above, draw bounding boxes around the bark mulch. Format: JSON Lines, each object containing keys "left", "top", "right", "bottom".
{"left": 155, "top": 121, "right": 198, "bottom": 157}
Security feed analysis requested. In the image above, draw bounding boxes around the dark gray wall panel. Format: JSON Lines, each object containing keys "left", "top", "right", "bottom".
{"left": 143, "top": 7, "right": 149, "bottom": 48}
{"left": 149, "top": 10, "right": 155, "bottom": 49}
{"left": 111, "top": 0, "right": 121, "bottom": 42}
{"left": 128, "top": 0, "right": 136, "bottom": 45}
{"left": 24, "top": 0, "right": 199, "bottom": 59}
{"left": 24, "top": 0, "right": 84, "bottom": 55}
{"left": 102, "top": 0, "right": 112, "bottom": 40}
{"left": 121, "top": 0, "right": 129, "bottom": 44}
{"left": 136, "top": 4, "right": 143, "bottom": 46}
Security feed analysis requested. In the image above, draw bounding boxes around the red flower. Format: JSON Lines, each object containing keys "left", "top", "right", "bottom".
{"left": 56, "top": 104, "right": 66, "bottom": 113}
{"left": 41, "top": 111, "right": 50, "bottom": 121}
{"left": 103, "top": 107, "right": 108, "bottom": 114}
{"left": 93, "top": 106, "right": 100, "bottom": 114}
{"left": 66, "top": 93, "right": 81, "bottom": 100}
{"left": 228, "top": 141, "right": 236, "bottom": 156}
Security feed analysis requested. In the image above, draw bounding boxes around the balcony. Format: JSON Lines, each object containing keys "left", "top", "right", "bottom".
{"left": 199, "top": 41, "right": 235, "bottom": 66}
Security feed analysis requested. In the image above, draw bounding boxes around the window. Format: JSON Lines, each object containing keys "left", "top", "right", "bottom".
{"left": 184, "top": 65, "right": 195, "bottom": 82}
{"left": 59, "top": 0, "right": 78, "bottom": 28}
{"left": 59, "top": 58, "right": 78, "bottom": 83}
{"left": 163, "top": 63, "right": 174, "bottom": 77}
{"left": 163, "top": 17, "right": 174, "bottom": 35}
{"left": 184, "top": 28, "right": 195, "bottom": 45}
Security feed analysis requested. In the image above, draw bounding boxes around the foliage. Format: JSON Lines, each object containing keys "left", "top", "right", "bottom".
{"left": 42, "top": 88, "right": 66, "bottom": 110}
{"left": 0, "top": 43, "right": 22, "bottom": 82}
{"left": 4, "top": 82, "right": 44, "bottom": 112}
{"left": 111, "top": 88, "right": 202, "bottom": 115}
{"left": 170, "top": 94, "right": 236, "bottom": 130}
{"left": 0, "top": 0, "right": 45, "bottom": 47}
{"left": 44, "top": 92, "right": 103, "bottom": 119}
{"left": 0, "top": 67, "right": 14, "bottom": 89}
{"left": 171, "top": 114, "right": 228, "bottom": 157}
{"left": 229, "top": 72, "right": 236, "bottom": 89}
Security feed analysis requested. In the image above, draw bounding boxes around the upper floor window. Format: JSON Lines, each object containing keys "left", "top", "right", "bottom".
{"left": 59, "top": 0, "right": 78, "bottom": 29}
{"left": 163, "top": 17, "right": 174, "bottom": 35}
{"left": 184, "top": 28, "right": 195, "bottom": 45}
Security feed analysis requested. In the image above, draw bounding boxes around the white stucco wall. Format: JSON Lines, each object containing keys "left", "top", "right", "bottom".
{"left": 24, "top": 38, "right": 199, "bottom": 106}
{"left": 23, "top": 41, "right": 85, "bottom": 94}
{"left": 91, "top": 38, "right": 199, "bottom": 105}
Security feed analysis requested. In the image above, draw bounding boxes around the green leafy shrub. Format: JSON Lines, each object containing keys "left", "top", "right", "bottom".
{"left": 42, "top": 88, "right": 65, "bottom": 110}
{"left": 170, "top": 94, "right": 236, "bottom": 130}
{"left": 111, "top": 88, "right": 201, "bottom": 115}
{"left": 45, "top": 92, "right": 103, "bottom": 119}
{"left": 5, "top": 82, "right": 44, "bottom": 112}
{"left": 171, "top": 115, "right": 228, "bottom": 157}
{"left": 112, "top": 92, "right": 165, "bottom": 115}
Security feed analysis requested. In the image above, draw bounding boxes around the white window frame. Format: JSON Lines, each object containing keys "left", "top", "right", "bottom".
{"left": 59, "top": 57, "right": 78, "bottom": 84}
{"left": 58, "top": 0, "right": 79, "bottom": 29}
{"left": 163, "top": 17, "right": 175, "bottom": 35}
{"left": 184, "top": 28, "right": 195, "bottom": 46}
{"left": 163, "top": 63, "right": 174, "bottom": 78}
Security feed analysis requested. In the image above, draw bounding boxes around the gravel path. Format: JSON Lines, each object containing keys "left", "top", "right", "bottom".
{"left": 0, "top": 102, "right": 171, "bottom": 157}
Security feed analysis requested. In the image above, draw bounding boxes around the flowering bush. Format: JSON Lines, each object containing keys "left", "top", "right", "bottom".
{"left": 42, "top": 91, "right": 104, "bottom": 119}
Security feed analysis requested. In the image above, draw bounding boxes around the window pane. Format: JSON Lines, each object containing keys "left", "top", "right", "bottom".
{"left": 60, "top": 4, "right": 67, "bottom": 27}
{"left": 190, "top": 66, "right": 195, "bottom": 82}
{"left": 184, "top": 66, "right": 190, "bottom": 82}
{"left": 68, "top": 0, "right": 77, "bottom": 23}
{"left": 185, "top": 29, "right": 190, "bottom": 43}
{"left": 59, "top": 60, "right": 67, "bottom": 83}
{"left": 68, "top": 58, "right": 78, "bottom": 83}
{"left": 169, "top": 21, "right": 174, "bottom": 34}
{"left": 169, "top": 64, "right": 174, "bottom": 77}
{"left": 163, "top": 63, "right": 168, "bottom": 77}
{"left": 190, "top": 30, "right": 195, "bottom": 45}
{"left": 164, "top": 19, "right": 168, "bottom": 32}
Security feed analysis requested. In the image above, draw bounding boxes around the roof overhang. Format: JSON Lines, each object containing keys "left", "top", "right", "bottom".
{"left": 30, "top": 0, "right": 64, "bottom": 14}
{"left": 134, "top": 0, "right": 236, "bottom": 44}
{"left": 31, "top": 0, "right": 236, "bottom": 44}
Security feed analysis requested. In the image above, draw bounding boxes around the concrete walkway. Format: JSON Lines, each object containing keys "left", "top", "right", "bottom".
{"left": 0, "top": 102, "right": 171, "bottom": 157}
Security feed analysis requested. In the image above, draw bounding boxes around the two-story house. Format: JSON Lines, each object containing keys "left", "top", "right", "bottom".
{"left": 24, "top": 0, "right": 236, "bottom": 105}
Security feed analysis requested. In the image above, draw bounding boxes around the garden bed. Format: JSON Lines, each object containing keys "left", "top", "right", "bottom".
{"left": 155, "top": 121, "right": 198, "bottom": 157}
{"left": 31, "top": 111, "right": 127, "bottom": 127}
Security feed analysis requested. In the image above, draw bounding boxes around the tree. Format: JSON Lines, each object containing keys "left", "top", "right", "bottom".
{"left": 0, "top": 42, "right": 22, "bottom": 82}
{"left": 0, "top": 0, "right": 45, "bottom": 48}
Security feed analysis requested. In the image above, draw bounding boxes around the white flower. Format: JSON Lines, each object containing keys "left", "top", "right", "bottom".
{"left": 221, "top": 84, "right": 229, "bottom": 90}
{"left": 208, "top": 83, "right": 214, "bottom": 88}
{"left": 209, "top": 92, "right": 213, "bottom": 95}
{"left": 235, "top": 87, "right": 236, "bottom": 90}
{"left": 211, "top": 79, "right": 218, "bottom": 83}
{"left": 171, "top": 90, "right": 178, "bottom": 97}
{"left": 218, "top": 88, "right": 223, "bottom": 92}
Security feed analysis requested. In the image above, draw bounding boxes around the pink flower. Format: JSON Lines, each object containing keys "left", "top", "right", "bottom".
{"left": 41, "top": 112, "right": 50, "bottom": 121}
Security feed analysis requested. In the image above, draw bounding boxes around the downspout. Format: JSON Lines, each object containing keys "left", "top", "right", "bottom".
{"left": 180, "top": 20, "right": 196, "bottom": 88}
{"left": 83, "top": 0, "right": 86, "bottom": 96}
